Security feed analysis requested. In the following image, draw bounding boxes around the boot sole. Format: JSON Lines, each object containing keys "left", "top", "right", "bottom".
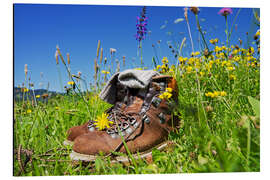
{"left": 63, "top": 140, "right": 74, "bottom": 146}
{"left": 69, "top": 141, "right": 169, "bottom": 163}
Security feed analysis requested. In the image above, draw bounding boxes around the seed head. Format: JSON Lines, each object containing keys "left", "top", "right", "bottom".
{"left": 55, "top": 50, "right": 59, "bottom": 64}
{"left": 184, "top": 7, "right": 188, "bottom": 21}
{"left": 122, "top": 56, "right": 126, "bottom": 67}
{"left": 67, "top": 53, "right": 70, "bottom": 65}
{"left": 96, "top": 40, "right": 101, "bottom": 59}
{"left": 100, "top": 47, "right": 103, "bottom": 64}
{"left": 24, "top": 64, "right": 28, "bottom": 77}
{"left": 190, "top": 7, "right": 200, "bottom": 15}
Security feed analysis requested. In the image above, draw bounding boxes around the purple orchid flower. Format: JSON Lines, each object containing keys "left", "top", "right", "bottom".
{"left": 135, "top": 6, "right": 148, "bottom": 42}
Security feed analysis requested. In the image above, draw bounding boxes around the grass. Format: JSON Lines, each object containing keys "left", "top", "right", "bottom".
{"left": 13, "top": 7, "right": 260, "bottom": 176}
{"left": 13, "top": 50, "right": 260, "bottom": 175}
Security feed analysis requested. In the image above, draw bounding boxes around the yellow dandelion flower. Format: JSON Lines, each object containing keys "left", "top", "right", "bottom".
{"left": 36, "top": 95, "right": 40, "bottom": 98}
{"left": 208, "top": 92, "right": 215, "bottom": 98}
{"left": 94, "top": 113, "right": 113, "bottom": 131}
{"left": 233, "top": 56, "right": 240, "bottom": 62}
{"left": 221, "top": 46, "right": 226, "bottom": 51}
{"left": 229, "top": 74, "right": 236, "bottom": 80}
{"left": 232, "top": 49, "right": 239, "bottom": 55}
{"left": 227, "top": 66, "right": 234, "bottom": 71}
{"left": 101, "top": 70, "right": 110, "bottom": 74}
{"left": 156, "top": 65, "right": 161, "bottom": 70}
{"left": 215, "top": 59, "right": 220, "bottom": 64}
{"left": 23, "top": 88, "right": 29, "bottom": 93}
{"left": 26, "top": 109, "right": 32, "bottom": 114}
{"left": 213, "top": 91, "right": 220, "bottom": 97}
{"left": 67, "top": 81, "right": 75, "bottom": 85}
{"left": 159, "top": 92, "right": 172, "bottom": 99}
{"left": 220, "top": 91, "right": 227, "bottom": 96}
{"left": 186, "top": 66, "right": 193, "bottom": 73}
{"left": 166, "top": 87, "right": 173, "bottom": 93}
{"left": 221, "top": 61, "right": 228, "bottom": 67}
{"left": 162, "top": 57, "right": 169, "bottom": 64}
{"left": 55, "top": 106, "right": 60, "bottom": 110}
{"left": 199, "top": 71, "right": 205, "bottom": 76}
{"left": 214, "top": 46, "right": 222, "bottom": 53}
{"left": 159, "top": 93, "right": 165, "bottom": 99}
{"left": 191, "top": 51, "right": 200, "bottom": 56}
{"left": 161, "top": 64, "right": 167, "bottom": 69}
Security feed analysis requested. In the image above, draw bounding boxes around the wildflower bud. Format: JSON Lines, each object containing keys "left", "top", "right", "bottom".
{"left": 100, "top": 47, "right": 103, "bottom": 64}
{"left": 96, "top": 40, "right": 101, "bottom": 58}
{"left": 184, "top": 7, "right": 188, "bottom": 21}
{"left": 78, "top": 71, "right": 82, "bottom": 77}
{"left": 205, "top": 105, "right": 213, "bottom": 112}
{"left": 55, "top": 50, "right": 59, "bottom": 64}
{"left": 169, "top": 45, "right": 172, "bottom": 49}
{"left": 204, "top": 48, "right": 209, "bottom": 56}
{"left": 190, "top": 7, "right": 200, "bottom": 15}
{"left": 110, "top": 48, "right": 116, "bottom": 55}
{"left": 67, "top": 53, "right": 70, "bottom": 65}
{"left": 212, "top": 150, "right": 217, "bottom": 156}
{"left": 239, "top": 38, "right": 242, "bottom": 45}
{"left": 24, "top": 64, "right": 28, "bottom": 77}
{"left": 122, "top": 56, "right": 126, "bottom": 67}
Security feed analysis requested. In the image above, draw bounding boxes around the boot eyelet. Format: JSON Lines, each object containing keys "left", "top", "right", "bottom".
{"left": 88, "top": 126, "right": 95, "bottom": 132}
{"left": 126, "top": 127, "right": 133, "bottom": 134}
{"left": 158, "top": 113, "right": 166, "bottom": 124}
{"left": 110, "top": 133, "right": 118, "bottom": 139}
{"left": 152, "top": 96, "right": 162, "bottom": 107}
{"left": 122, "top": 122, "right": 129, "bottom": 130}
{"left": 107, "top": 129, "right": 115, "bottom": 134}
{"left": 142, "top": 114, "right": 150, "bottom": 124}
{"left": 133, "top": 122, "right": 139, "bottom": 128}
{"left": 129, "top": 117, "right": 137, "bottom": 125}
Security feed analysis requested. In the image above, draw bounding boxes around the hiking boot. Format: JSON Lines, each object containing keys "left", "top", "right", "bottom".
{"left": 70, "top": 75, "right": 179, "bottom": 162}
{"left": 64, "top": 79, "right": 130, "bottom": 146}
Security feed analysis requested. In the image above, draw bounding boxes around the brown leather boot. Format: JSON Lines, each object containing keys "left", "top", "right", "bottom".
{"left": 70, "top": 75, "right": 179, "bottom": 162}
{"left": 64, "top": 80, "right": 131, "bottom": 146}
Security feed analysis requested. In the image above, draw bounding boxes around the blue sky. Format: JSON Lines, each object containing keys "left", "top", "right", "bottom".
{"left": 14, "top": 4, "right": 259, "bottom": 92}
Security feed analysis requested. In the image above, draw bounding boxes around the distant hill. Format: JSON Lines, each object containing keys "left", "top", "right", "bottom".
{"left": 14, "top": 87, "right": 59, "bottom": 101}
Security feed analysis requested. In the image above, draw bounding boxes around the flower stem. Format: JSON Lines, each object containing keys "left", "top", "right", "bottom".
{"left": 140, "top": 41, "right": 143, "bottom": 67}
{"left": 195, "top": 14, "right": 209, "bottom": 51}
{"left": 185, "top": 18, "right": 194, "bottom": 53}
{"left": 225, "top": 15, "right": 229, "bottom": 59}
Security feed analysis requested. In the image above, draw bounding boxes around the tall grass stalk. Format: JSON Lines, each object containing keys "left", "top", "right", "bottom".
{"left": 56, "top": 46, "right": 91, "bottom": 116}
{"left": 184, "top": 8, "right": 195, "bottom": 53}
{"left": 195, "top": 14, "right": 209, "bottom": 52}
